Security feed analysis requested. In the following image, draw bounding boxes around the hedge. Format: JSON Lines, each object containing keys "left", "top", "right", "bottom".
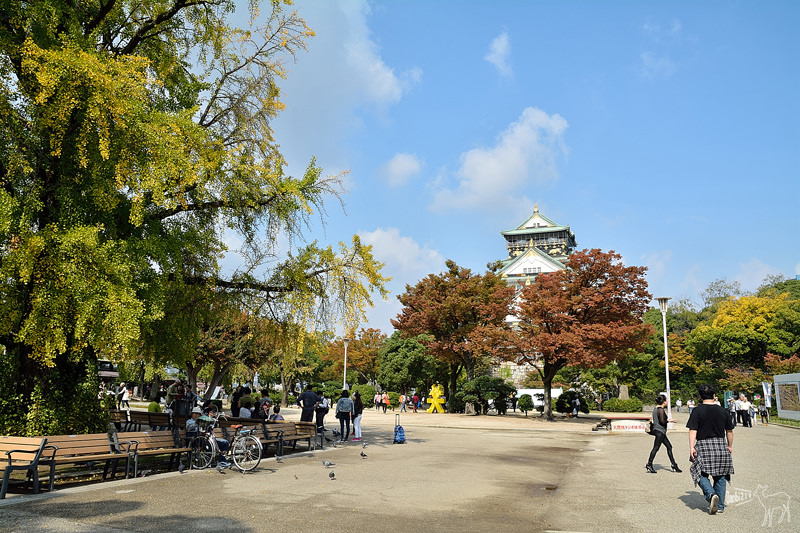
{"left": 602, "top": 397, "right": 644, "bottom": 413}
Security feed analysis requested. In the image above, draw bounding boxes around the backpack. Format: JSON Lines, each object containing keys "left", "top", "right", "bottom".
{"left": 393, "top": 414, "right": 406, "bottom": 444}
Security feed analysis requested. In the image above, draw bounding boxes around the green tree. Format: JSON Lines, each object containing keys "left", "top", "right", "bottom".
{"left": 392, "top": 260, "right": 515, "bottom": 404}
{"left": 377, "top": 332, "right": 441, "bottom": 394}
{"left": 687, "top": 293, "right": 800, "bottom": 369}
{"left": 455, "top": 375, "right": 515, "bottom": 415}
{"left": 0, "top": 1, "right": 388, "bottom": 435}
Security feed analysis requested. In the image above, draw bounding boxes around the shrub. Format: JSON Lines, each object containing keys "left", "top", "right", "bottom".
{"left": 352, "top": 384, "right": 376, "bottom": 404}
{"left": 602, "top": 397, "right": 644, "bottom": 413}
{"left": 518, "top": 394, "right": 534, "bottom": 416}
{"left": 555, "top": 390, "right": 590, "bottom": 414}
{"left": 147, "top": 401, "right": 162, "bottom": 413}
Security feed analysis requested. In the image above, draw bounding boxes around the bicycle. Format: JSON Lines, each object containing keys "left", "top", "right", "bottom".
{"left": 189, "top": 412, "right": 262, "bottom": 472}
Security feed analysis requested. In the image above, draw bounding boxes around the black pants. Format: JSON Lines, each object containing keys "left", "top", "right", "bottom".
{"left": 741, "top": 411, "right": 751, "bottom": 427}
{"left": 647, "top": 431, "right": 677, "bottom": 466}
{"left": 300, "top": 407, "right": 314, "bottom": 422}
{"left": 338, "top": 414, "right": 351, "bottom": 441}
{"left": 729, "top": 411, "right": 737, "bottom": 427}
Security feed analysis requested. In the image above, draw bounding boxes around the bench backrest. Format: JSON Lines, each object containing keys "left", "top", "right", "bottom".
{"left": 294, "top": 421, "right": 317, "bottom": 438}
{"left": 46, "top": 433, "right": 115, "bottom": 457}
{"left": 263, "top": 421, "right": 298, "bottom": 438}
{"left": 0, "top": 436, "right": 47, "bottom": 464}
{"left": 114, "top": 431, "right": 181, "bottom": 451}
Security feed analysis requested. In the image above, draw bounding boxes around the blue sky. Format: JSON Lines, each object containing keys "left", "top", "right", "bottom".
{"left": 230, "top": 0, "right": 800, "bottom": 334}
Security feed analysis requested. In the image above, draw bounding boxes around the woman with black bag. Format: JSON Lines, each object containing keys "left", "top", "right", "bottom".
{"left": 645, "top": 394, "right": 682, "bottom": 474}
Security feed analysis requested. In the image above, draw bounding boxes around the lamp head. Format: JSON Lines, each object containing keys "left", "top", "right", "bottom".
{"left": 656, "top": 297, "right": 670, "bottom": 313}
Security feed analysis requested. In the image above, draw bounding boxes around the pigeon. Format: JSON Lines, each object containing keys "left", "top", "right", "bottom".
{"left": 360, "top": 451, "right": 367, "bottom": 459}
{"left": 178, "top": 463, "right": 185, "bottom": 473}
{"left": 275, "top": 456, "right": 283, "bottom": 463}
{"left": 362, "top": 442, "right": 367, "bottom": 449}
{"left": 332, "top": 441, "right": 339, "bottom": 448}
{"left": 322, "top": 460, "right": 335, "bottom": 468}
{"left": 139, "top": 469, "right": 152, "bottom": 477}
{"left": 329, "top": 471, "right": 335, "bottom": 480}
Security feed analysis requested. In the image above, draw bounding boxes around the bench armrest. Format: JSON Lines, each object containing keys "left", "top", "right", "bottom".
{"left": 42, "top": 444, "right": 59, "bottom": 462}
{"left": 124, "top": 440, "right": 141, "bottom": 454}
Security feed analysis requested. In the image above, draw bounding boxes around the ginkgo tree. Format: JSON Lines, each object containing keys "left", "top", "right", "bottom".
{"left": 0, "top": 1, "right": 388, "bottom": 435}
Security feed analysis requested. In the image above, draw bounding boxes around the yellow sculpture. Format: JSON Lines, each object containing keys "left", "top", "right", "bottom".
{"left": 427, "top": 384, "right": 446, "bottom": 413}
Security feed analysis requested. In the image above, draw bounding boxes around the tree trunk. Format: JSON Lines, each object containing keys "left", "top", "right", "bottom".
{"left": 148, "top": 376, "right": 161, "bottom": 401}
{"left": 185, "top": 362, "right": 199, "bottom": 395}
{"left": 447, "top": 362, "right": 459, "bottom": 411}
{"left": 279, "top": 363, "right": 288, "bottom": 407}
{"left": 202, "top": 362, "right": 231, "bottom": 401}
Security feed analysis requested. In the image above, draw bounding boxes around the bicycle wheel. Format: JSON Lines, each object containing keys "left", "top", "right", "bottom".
{"left": 231, "top": 435, "right": 262, "bottom": 472}
{"left": 191, "top": 435, "right": 215, "bottom": 470}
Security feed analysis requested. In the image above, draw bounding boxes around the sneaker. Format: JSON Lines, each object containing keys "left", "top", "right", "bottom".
{"left": 718, "top": 508, "right": 724, "bottom": 514}
{"left": 352, "top": 438, "right": 361, "bottom": 441}
{"left": 709, "top": 494, "right": 719, "bottom": 515}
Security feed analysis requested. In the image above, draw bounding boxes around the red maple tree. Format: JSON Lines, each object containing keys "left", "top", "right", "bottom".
{"left": 504, "top": 249, "right": 654, "bottom": 419}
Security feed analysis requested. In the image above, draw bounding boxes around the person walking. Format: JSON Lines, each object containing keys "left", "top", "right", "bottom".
{"left": 687, "top": 384, "right": 735, "bottom": 515}
{"left": 335, "top": 390, "right": 354, "bottom": 442}
{"left": 675, "top": 398, "right": 682, "bottom": 413}
{"left": 118, "top": 382, "right": 130, "bottom": 410}
{"left": 687, "top": 398, "right": 695, "bottom": 415}
{"left": 351, "top": 391, "right": 364, "bottom": 441}
{"left": 734, "top": 395, "right": 744, "bottom": 425}
{"left": 382, "top": 391, "right": 390, "bottom": 413}
{"left": 645, "top": 394, "right": 681, "bottom": 474}
{"left": 399, "top": 393, "right": 407, "bottom": 412}
{"left": 412, "top": 393, "right": 419, "bottom": 413}
{"left": 758, "top": 402, "right": 769, "bottom": 425}
{"left": 374, "top": 392, "right": 381, "bottom": 411}
{"left": 726, "top": 397, "right": 737, "bottom": 427}
{"left": 739, "top": 395, "right": 753, "bottom": 427}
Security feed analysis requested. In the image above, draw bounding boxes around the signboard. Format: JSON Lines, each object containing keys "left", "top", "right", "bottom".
{"left": 610, "top": 419, "right": 648, "bottom": 432}
{"left": 774, "top": 373, "right": 800, "bottom": 421}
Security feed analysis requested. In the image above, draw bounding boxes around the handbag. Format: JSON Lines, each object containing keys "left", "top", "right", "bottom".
{"left": 645, "top": 421, "right": 654, "bottom": 434}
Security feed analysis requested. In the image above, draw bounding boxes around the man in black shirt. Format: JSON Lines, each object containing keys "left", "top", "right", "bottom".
{"left": 686, "top": 384, "right": 734, "bottom": 515}
{"left": 297, "top": 386, "right": 319, "bottom": 422}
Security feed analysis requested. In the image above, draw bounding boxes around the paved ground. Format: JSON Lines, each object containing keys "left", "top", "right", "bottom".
{"left": 1, "top": 407, "right": 797, "bottom": 532}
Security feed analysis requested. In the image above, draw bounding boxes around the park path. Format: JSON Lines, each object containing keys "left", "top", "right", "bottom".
{"left": 0, "top": 407, "right": 797, "bottom": 532}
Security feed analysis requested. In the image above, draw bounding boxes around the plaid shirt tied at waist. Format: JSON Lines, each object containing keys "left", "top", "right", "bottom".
{"left": 690, "top": 436, "right": 734, "bottom": 486}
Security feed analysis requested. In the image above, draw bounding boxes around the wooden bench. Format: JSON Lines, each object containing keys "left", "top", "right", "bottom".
{"left": 113, "top": 430, "right": 192, "bottom": 478}
{"left": 1, "top": 436, "right": 52, "bottom": 499}
{"left": 42, "top": 433, "right": 130, "bottom": 488}
{"left": 262, "top": 421, "right": 315, "bottom": 455}
{"left": 210, "top": 417, "right": 278, "bottom": 456}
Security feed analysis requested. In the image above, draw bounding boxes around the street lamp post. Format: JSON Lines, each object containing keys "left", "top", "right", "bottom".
{"left": 656, "top": 297, "right": 673, "bottom": 429}
{"left": 342, "top": 338, "right": 350, "bottom": 390}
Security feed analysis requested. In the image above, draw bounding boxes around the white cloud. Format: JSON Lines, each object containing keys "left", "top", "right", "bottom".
{"left": 734, "top": 258, "right": 781, "bottom": 293}
{"left": 642, "top": 250, "right": 673, "bottom": 286}
{"left": 429, "top": 107, "right": 568, "bottom": 214}
{"left": 358, "top": 227, "right": 444, "bottom": 331}
{"left": 271, "top": 0, "right": 421, "bottom": 172}
{"left": 640, "top": 52, "right": 677, "bottom": 79}
{"left": 643, "top": 19, "right": 683, "bottom": 42}
{"left": 381, "top": 153, "right": 422, "bottom": 187}
{"left": 485, "top": 31, "right": 512, "bottom": 77}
